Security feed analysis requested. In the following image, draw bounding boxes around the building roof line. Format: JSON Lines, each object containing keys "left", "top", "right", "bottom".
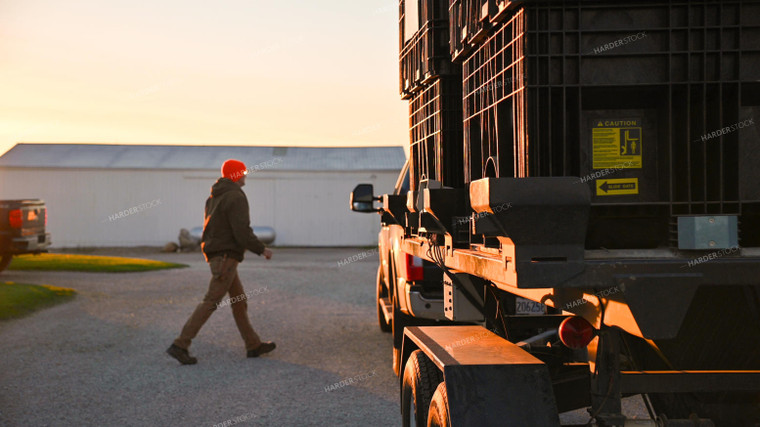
{"left": 0, "top": 143, "right": 406, "bottom": 171}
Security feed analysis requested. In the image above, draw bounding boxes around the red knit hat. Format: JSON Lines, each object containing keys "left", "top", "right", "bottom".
{"left": 222, "top": 159, "right": 247, "bottom": 182}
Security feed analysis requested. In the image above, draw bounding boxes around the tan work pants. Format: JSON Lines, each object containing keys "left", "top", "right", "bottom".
{"left": 174, "top": 255, "right": 262, "bottom": 351}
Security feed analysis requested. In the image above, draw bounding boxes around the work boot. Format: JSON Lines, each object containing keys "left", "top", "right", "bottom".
{"left": 166, "top": 344, "right": 198, "bottom": 365}
{"left": 247, "top": 342, "right": 276, "bottom": 358}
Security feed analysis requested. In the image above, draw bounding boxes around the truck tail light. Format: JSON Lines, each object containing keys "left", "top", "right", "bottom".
{"left": 402, "top": 253, "right": 424, "bottom": 281}
{"left": 558, "top": 316, "right": 596, "bottom": 349}
{"left": 9, "top": 209, "right": 23, "bottom": 229}
{"left": 44, "top": 209, "right": 47, "bottom": 226}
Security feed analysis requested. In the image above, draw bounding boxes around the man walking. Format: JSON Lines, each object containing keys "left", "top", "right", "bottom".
{"left": 167, "top": 159, "right": 276, "bottom": 365}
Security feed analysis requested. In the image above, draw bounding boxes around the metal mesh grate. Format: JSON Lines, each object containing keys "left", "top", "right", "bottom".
{"left": 400, "top": 0, "right": 457, "bottom": 98}
{"left": 458, "top": 0, "right": 760, "bottom": 248}
{"left": 409, "top": 77, "right": 465, "bottom": 191}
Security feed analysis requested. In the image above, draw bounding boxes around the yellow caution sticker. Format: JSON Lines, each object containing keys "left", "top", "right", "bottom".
{"left": 597, "top": 178, "right": 639, "bottom": 196}
{"left": 592, "top": 119, "right": 642, "bottom": 169}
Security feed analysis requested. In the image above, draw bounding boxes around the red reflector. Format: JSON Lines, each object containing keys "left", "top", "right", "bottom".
{"left": 558, "top": 316, "right": 596, "bottom": 349}
{"left": 9, "top": 209, "right": 23, "bottom": 229}
{"left": 404, "top": 253, "right": 424, "bottom": 281}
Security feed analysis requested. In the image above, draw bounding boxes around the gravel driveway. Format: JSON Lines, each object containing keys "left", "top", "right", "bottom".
{"left": 0, "top": 248, "right": 397, "bottom": 427}
{"left": 0, "top": 247, "right": 647, "bottom": 426}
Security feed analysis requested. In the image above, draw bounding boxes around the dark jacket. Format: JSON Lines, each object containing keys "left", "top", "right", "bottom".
{"left": 201, "top": 178, "right": 266, "bottom": 262}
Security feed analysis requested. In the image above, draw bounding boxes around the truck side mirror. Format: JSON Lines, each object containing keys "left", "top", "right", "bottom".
{"left": 350, "top": 184, "right": 381, "bottom": 213}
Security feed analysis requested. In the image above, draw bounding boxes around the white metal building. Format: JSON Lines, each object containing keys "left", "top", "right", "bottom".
{"left": 0, "top": 143, "right": 405, "bottom": 247}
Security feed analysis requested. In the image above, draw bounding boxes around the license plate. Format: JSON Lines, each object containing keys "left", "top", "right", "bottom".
{"left": 515, "top": 297, "right": 546, "bottom": 315}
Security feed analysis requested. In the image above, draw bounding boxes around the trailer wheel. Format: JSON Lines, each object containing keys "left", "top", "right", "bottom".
{"left": 0, "top": 254, "right": 12, "bottom": 273}
{"left": 402, "top": 350, "right": 442, "bottom": 427}
{"left": 377, "top": 266, "right": 391, "bottom": 333}
{"left": 427, "top": 382, "right": 450, "bottom": 427}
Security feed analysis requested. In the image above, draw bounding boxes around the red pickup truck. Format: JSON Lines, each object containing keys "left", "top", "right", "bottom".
{"left": 0, "top": 199, "right": 51, "bottom": 273}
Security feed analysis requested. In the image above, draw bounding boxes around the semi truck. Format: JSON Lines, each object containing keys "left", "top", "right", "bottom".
{"left": 351, "top": 0, "right": 760, "bottom": 425}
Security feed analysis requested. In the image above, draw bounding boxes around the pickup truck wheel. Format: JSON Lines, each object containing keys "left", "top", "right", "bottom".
{"left": 377, "top": 266, "right": 392, "bottom": 333}
{"left": 0, "top": 254, "right": 12, "bottom": 273}
{"left": 402, "top": 350, "right": 443, "bottom": 427}
{"left": 427, "top": 382, "right": 451, "bottom": 427}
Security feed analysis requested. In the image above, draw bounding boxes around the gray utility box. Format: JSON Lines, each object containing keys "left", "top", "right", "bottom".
{"left": 678, "top": 215, "right": 738, "bottom": 250}
{"left": 443, "top": 272, "right": 484, "bottom": 322}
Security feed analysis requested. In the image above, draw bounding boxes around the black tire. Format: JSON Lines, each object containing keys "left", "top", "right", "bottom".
{"left": 0, "top": 254, "right": 12, "bottom": 273}
{"left": 377, "top": 266, "right": 392, "bottom": 333}
{"left": 402, "top": 350, "right": 443, "bottom": 427}
{"left": 427, "top": 382, "right": 451, "bottom": 427}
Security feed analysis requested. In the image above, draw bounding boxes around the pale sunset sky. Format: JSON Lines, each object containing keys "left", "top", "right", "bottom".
{"left": 0, "top": 0, "right": 408, "bottom": 157}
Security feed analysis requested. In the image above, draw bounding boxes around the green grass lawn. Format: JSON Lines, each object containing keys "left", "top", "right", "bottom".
{"left": 7, "top": 253, "right": 187, "bottom": 273}
{"left": 0, "top": 282, "right": 77, "bottom": 321}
